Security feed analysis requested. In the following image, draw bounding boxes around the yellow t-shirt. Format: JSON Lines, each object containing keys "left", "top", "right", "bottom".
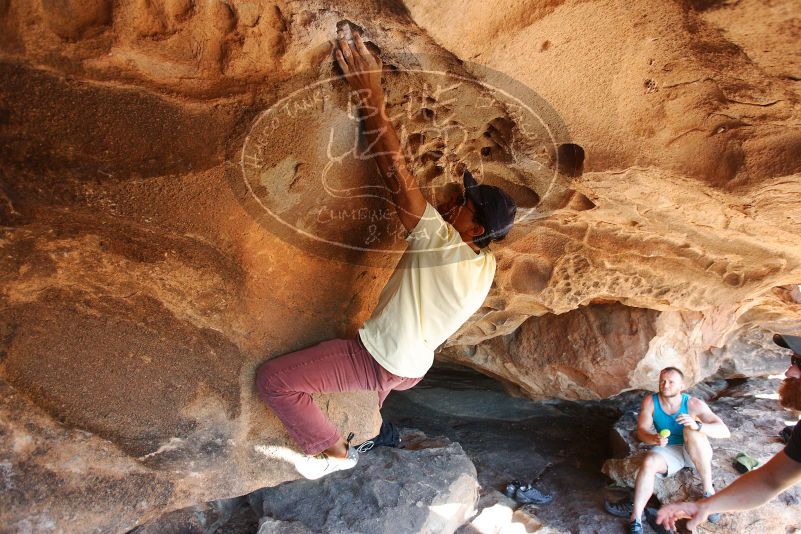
{"left": 358, "top": 202, "right": 497, "bottom": 378}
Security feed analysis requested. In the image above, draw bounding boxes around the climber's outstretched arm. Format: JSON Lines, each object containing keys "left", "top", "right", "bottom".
{"left": 335, "top": 28, "right": 426, "bottom": 232}
{"left": 657, "top": 451, "right": 801, "bottom": 530}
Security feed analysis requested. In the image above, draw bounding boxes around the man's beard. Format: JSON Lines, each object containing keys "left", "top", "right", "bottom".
{"left": 660, "top": 390, "right": 680, "bottom": 399}
{"left": 778, "top": 377, "right": 801, "bottom": 412}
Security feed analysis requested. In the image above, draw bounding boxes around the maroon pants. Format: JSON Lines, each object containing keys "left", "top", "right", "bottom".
{"left": 255, "top": 335, "right": 422, "bottom": 455}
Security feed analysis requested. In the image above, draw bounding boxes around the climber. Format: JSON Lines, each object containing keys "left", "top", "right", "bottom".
{"left": 610, "top": 367, "right": 731, "bottom": 534}
{"left": 656, "top": 334, "right": 801, "bottom": 531}
{"left": 255, "top": 26, "right": 517, "bottom": 480}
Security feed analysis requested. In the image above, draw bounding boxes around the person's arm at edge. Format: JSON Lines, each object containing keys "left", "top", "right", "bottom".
{"left": 657, "top": 451, "right": 801, "bottom": 530}
{"left": 334, "top": 30, "right": 426, "bottom": 232}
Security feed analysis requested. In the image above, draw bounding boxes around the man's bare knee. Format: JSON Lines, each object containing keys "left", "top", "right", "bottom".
{"left": 640, "top": 452, "right": 667, "bottom": 475}
{"left": 683, "top": 426, "right": 710, "bottom": 446}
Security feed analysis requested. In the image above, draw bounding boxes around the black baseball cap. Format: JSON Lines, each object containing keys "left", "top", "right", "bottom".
{"left": 463, "top": 170, "right": 517, "bottom": 241}
{"left": 774, "top": 333, "right": 801, "bottom": 354}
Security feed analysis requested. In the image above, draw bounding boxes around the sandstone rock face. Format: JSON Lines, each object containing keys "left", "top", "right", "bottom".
{"left": 442, "top": 303, "right": 660, "bottom": 400}
{"left": 415, "top": 0, "right": 801, "bottom": 396}
{"left": 443, "top": 298, "right": 798, "bottom": 400}
{"left": 602, "top": 379, "right": 801, "bottom": 533}
{"left": 1, "top": 0, "right": 801, "bottom": 529}
{"left": 406, "top": 0, "right": 801, "bottom": 186}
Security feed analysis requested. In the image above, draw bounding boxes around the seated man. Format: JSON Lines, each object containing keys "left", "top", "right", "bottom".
{"left": 657, "top": 334, "right": 801, "bottom": 531}
{"left": 627, "top": 367, "right": 731, "bottom": 534}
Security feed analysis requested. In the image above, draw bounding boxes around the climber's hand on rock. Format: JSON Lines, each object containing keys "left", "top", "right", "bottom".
{"left": 335, "top": 28, "right": 383, "bottom": 103}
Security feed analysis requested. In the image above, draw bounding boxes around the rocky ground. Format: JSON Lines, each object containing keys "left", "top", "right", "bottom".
{"left": 383, "top": 364, "right": 636, "bottom": 534}
{"left": 134, "top": 365, "right": 801, "bottom": 533}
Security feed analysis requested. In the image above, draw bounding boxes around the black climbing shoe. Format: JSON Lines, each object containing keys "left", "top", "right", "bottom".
{"left": 355, "top": 420, "right": 401, "bottom": 453}
{"left": 604, "top": 497, "right": 633, "bottom": 518}
{"left": 504, "top": 479, "right": 521, "bottom": 498}
{"left": 514, "top": 483, "right": 554, "bottom": 505}
{"left": 645, "top": 506, "right": 676, "bottom": 534}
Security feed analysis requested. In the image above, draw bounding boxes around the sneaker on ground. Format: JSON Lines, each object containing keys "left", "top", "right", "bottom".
{"left": 514, "top": 484, "right": 554, "bottom": 505}
{"left": 704, "top": 491, "right": 721, "bottom": 524}
{"left": 645, "top": 506, "right": 676, "bottom": 534}
{"left": 604, "top": 498, "right": 633, "bottom": 517}
{"left": 629, "top": 519, "right": 644, "bottom": 534}
{"left": 504, "top": 479, "right": 521, "bottom": 498}
{"left": 295, "top": 445, "right": 359, "bottom": 480}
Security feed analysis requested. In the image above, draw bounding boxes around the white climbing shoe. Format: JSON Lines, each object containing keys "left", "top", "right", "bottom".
{"left": 294, "top": 445, "right": 359, "bottom": 480}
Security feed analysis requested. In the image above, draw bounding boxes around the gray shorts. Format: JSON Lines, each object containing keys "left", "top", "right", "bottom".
{"left": 652, "top": 444, "right": 696, "bottom": 477}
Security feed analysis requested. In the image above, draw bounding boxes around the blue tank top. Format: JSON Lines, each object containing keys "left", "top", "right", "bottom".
{"left": 652, "top": 393, "right": 689, "bottom": 445}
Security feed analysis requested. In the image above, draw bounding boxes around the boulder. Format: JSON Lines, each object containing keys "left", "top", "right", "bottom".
{"left": 254, "top": 441, "right": 478, "bottom": 534}
{"left": 455, "top": 490, "right": 544, "bottom": 534}
{"left": 132, "top": 432, "right": 479, "bottom": 534}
